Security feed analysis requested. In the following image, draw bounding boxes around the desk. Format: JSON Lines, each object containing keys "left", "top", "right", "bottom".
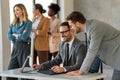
{"left": 0, "top": 67, "right": 107, "bottom": 80}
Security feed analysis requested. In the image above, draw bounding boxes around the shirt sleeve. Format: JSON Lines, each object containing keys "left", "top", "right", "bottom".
{"left": 7, "top": 24, "right": 16, "bottom": 41}
{"left": 18, "top": 21, "right": 32, "bottom": 41}
{"left": 80, "top": 26, "right": 103, "bottom": 73}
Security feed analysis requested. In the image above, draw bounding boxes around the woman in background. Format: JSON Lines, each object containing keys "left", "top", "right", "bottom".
{"left": 7, "top": 3, "right": 32, "bottom": 80}
{"left": 32, "top": 4, "right": 50, "bottom": 64}
{"left": 48, "top": 3, "right": 61, "bottom": 60}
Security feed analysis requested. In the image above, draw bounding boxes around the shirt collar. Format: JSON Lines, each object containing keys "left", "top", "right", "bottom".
{"left": 67, "top": 37, "right": 74, "bottom": 46}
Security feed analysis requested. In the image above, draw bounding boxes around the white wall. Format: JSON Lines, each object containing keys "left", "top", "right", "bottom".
{"left": 59, "top": 0, "right": 74, "bottom": 22}
{"left": 73, "top": 0, "right": 120, "bottom": 41}
{"left": 0, "top": 0, "right": 11, "bottom": 72}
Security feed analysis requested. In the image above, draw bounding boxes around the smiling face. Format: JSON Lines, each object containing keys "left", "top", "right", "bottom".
{"left": 67, "top": 20, "right": 81, "bottom": 34}
{"left": 59, "top": 25, "right": 73, "bottom": 42}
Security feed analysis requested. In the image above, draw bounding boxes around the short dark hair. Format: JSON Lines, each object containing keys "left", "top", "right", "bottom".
{"left": 48, "top": 3, "right": 60, "bottom": 14}
{"left": 34, "top": 4, "right": 46, "bottom": 13}
{"left": 60, "top": 22, "right": 70, "bottom": 30}
{"left": 66, "top": 11, "right": 86, "bottom": 24}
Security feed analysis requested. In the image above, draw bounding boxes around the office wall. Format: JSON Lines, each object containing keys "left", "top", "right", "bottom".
{"left": 74, "top": 0, "right": 120, "bottom": 30}
{"left": 59, "top": 0, "right": 74, "bottom": 22}
{"left": 73, "top": 0, "right": 120, "bottom": 41}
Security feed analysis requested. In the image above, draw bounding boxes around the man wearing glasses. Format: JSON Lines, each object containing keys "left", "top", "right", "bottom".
{"left": 32, "top": 22, "right": 86, "bottom": 74}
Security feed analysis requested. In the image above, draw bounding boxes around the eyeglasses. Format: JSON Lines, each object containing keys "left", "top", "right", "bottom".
{"left": 59, "top": 29, "right": 70, "bottom": 34}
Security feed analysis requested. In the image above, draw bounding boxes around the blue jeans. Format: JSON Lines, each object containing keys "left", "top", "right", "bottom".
{"left": 89, "top": 56, "right": 101, "bottom": 73}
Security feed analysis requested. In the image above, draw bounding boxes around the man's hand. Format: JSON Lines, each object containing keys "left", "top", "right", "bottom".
{"left": 65, "top": 70, "right": 83, "bottom": 76}
{"left": 32, "top": 64, "right": 41, "bottom": 70}
{"left": 51, "top": 66, "right": 64, "bottom": 73}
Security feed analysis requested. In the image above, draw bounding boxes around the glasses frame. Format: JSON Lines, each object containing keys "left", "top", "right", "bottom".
{"left": 59, "top": 29, "right": 70, "bottom": 34}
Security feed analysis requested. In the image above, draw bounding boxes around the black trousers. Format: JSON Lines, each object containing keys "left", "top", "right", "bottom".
{"left": 48, "top": 51, "right": 58, "bottom": 61}
{"left": 7, "top": 42, "right": 30, "bottom": 80}
{"left": 33, "top": 50, "right": 49, "bottom": 64}
{"left": 89, "top": 56, "right": 101, "bottom": 73}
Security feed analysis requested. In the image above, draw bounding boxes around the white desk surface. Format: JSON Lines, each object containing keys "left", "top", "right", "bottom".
{"left": 0, "top": 67, "right": 107, "bottom": 80}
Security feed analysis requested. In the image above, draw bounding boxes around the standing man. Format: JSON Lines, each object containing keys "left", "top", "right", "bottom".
{"left": 33, "top": 22, "right": 86, "bottom": 73}
{"left": 66, "top": 11, "right": 120, "bottom": 80}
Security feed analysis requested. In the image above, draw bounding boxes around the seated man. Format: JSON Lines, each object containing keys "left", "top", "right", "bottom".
{"left": 33, "top": 22, "right": 86, "bottom": 73}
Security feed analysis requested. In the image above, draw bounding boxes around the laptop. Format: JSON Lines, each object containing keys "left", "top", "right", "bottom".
{"left": 37, "top": 69, "right": 66, "bottom": 75}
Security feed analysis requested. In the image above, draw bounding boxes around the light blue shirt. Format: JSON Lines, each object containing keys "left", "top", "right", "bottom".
{"left": 30, "top": 17, "right": 40, "bottom": 38}
{"left": 67, "top": 37, "right": 75, "bottom": 53}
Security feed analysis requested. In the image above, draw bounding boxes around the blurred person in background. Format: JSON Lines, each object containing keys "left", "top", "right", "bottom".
{"left": 48, "top": 3, "right": 61, "bottom": 60}
{"left": 31, "top": 4, "right": 50, "bottom": 64}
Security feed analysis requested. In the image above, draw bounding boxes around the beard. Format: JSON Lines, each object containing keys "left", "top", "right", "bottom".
{"left": 74, "top": 28, "right": 81, "bottom": 34}
{"left": 76, "top": 26, "right": 81, "bottom": 33}
{"left": 71, "top": 25, "right": 81, "bottom": 34}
